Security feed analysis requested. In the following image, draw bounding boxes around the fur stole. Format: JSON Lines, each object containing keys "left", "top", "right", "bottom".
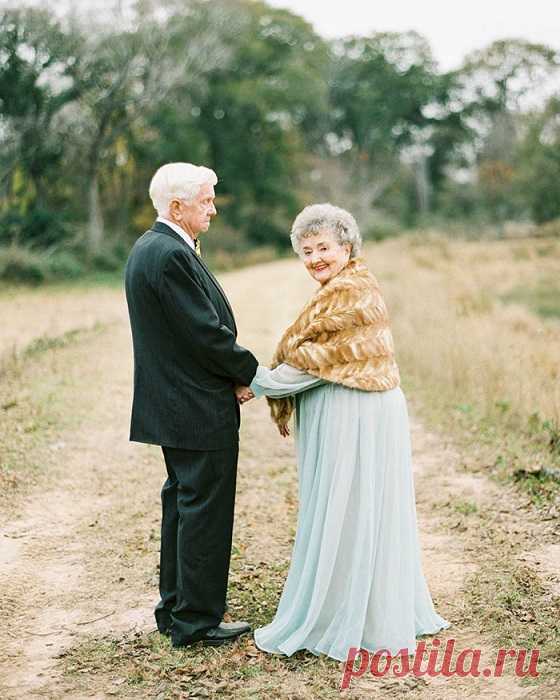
{"left": 267, "top": 257, "right": 400, "bottom": 427}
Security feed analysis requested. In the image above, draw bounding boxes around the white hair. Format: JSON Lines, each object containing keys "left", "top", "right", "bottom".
{"left": 149, "top": 162, "right": 218, "bottom": 216}
{"left": 290, "top": 203, "right": 362, "bottom": 259}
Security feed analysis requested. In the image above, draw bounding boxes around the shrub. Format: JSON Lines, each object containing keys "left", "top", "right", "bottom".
{"left": 0, "top": 246, "right": 47, "bottom": 284}
{"left": 45, "top": 250, "right": 84, "bottom": 279}
{"left": 0, "top": 246, "right": 87, "bottom": 284}
{"left": 91, "top": 244, "right": 128, "bottom": 272}
{"left": 0, "top": 208, "right": 69, "bottom": 248}
{"left": 534, "top": 218, "right": 560, "bottom": 238}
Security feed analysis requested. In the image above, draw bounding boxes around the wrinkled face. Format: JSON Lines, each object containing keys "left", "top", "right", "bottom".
{"left": 169, "top": 182, "right": 217, "bottom": 237}
{"left": 300, "top": 229, "right": 351, "bottom": 285}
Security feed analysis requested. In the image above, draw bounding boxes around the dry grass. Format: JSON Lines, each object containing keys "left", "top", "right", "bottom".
{"left": 363, "top": 234, "right": 560, "bottom": 503}
{"left": 0, "top": 283, "right": 126, "bottom": 362}
{"left": 369, "top": 234, "right": 559, "bottom": 426}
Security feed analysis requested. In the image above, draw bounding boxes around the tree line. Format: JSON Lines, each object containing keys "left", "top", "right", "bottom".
{"left": 1, "top": 0, "right": 559, "bottom": 280}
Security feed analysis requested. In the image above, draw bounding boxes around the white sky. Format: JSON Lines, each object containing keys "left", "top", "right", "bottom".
{"left": 267, "top": 0, "right": 560, "bottom": 71}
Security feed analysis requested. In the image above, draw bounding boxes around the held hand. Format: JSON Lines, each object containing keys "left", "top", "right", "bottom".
{"left": 278, "top": 423, "right": 290, "bottom": 438}
{"left": 235, "top": 385, "right": 254, "bottom": 405}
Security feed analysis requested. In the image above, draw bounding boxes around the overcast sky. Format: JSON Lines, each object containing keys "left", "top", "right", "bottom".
{"left": 267, "top": 0, "right": 560, "bottom": 71}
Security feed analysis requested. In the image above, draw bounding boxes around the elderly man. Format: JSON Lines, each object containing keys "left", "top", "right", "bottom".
{"left": 125, "top": 162, "right": 257, "bottom": 648}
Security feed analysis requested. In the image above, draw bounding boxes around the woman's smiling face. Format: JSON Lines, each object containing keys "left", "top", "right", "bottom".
{"left": 301, "top": 229, "right": 351, "bottom": 285}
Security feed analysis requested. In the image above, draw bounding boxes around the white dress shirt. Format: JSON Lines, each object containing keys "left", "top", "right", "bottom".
{"left": 156, "top": 216, "right": 195, "bottom": 251}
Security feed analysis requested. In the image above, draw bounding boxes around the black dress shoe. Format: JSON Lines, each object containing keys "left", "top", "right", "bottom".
{"left": 172, "top": 621, "right": 251, "bottom": 648}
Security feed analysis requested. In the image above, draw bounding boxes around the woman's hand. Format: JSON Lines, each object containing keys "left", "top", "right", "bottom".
{"left": 235, "top": 385, "right": 254, "bottom": 404}
{"left": 278, "top": 423, "right": 290, "bottom": 438}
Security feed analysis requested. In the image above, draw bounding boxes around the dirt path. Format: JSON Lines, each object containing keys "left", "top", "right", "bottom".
{"left": 0, "top": 285, "right": 125, "bottom": 363}
{"left": 0, "top": 259, "right": 556, "bottom": 698}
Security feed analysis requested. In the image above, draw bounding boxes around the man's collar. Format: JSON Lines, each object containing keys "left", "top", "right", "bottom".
{"left": 156, "top": 216, "right": 195, "bottom": 251}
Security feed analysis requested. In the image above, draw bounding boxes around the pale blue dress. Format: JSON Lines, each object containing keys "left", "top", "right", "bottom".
{"left": 250, "top": 363, "right": 450, "bottom": 662}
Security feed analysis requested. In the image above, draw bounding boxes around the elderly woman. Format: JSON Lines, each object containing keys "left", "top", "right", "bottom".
{"left": 250, "top": 203, "right": 449, "bottom": 662}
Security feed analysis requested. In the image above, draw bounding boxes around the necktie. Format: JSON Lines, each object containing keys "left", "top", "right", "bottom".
{"left": 194, "top": 238, "right": 201, "bottom": 257}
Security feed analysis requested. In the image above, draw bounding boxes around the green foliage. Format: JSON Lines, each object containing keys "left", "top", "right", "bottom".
{"left": 0, "top": 246, "right": 84, "bottom": 284}
{"left": 364, "top": 219, "right": 402, "bottom": 242}
{"left": 501, "top": 277, "right": 560, "bottom": 319}
{"left": 23, "top": 328, "right": 84, "bottom": 358}
{"left": 458, "top": 39, "right": 558, "bottom": 112}
{"left": 0, "top": 209, "right": 70, "bottom": 248}
{"left": 0, "top": 7, "right": 82, "bottom": 246}
{"left": 429, "top": 40, "right": 559, "bottom": 224}
{"left": 0, "top": 3, "right": 559, "bottom": 283}
{"left": 329, "top": 32, "right": 437, "bottom": 157}
{"left": 147, "top": 0, "right": 330, "bottom": 249}
{"left": 515, "top": 97, "right": 560, "bottom": 223}
{"left": 46, "top": 251, "right": 84, "bottom": 279}
{"left": 0, "top": 246, "right": 47, "bottom": 284}
{"left": 90, "top": 243, "right": 128, "bottom": 273}
{"left": 453, "top": 499, "right": 478, "bottom": 515}
{"left": 535, "top": 219, "right": 560, "bottom": 238}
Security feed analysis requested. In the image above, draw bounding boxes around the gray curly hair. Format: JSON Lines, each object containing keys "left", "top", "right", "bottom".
{"left": 290, "top": 203, "right": 362, "bottom": 259}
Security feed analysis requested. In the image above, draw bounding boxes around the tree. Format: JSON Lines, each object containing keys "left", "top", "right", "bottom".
{"left": 429, "top": 39, "right": 560, "bottom": 223}
{"left": 0, "top": 7, "right": 82, "bottom": 246}
{"left": 71, "top": 26, "right": 163, "bottom": 253}
{"left": 69, "top": 0, "right": 250, "bottom": 253}
{"left": 326, "top": 31, "right": 441, "bottom": 220}
{"left": 154, "top": 0, "right": 330, "bottom": 248}
{"left": 516, "top": 96, "right": 560, "bottom": 223}
{"left": 458, "top": 39, "right": 559, "bottom": 113}
{"left": 329, "top": 32, "right": 437, "bottom": 157}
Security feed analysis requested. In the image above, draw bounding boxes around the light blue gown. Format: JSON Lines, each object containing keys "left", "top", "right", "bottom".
{"left": 250, "top": 363, "right": 450, "bottom": 662}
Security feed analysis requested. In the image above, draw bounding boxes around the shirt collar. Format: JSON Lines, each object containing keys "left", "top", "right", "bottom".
{"left": 156, "top": 216, "right": 195, "bottom": 251}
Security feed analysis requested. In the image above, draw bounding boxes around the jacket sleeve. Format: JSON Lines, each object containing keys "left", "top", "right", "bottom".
{"left": 159, "top": 248, "right": 258, "bottom": 386}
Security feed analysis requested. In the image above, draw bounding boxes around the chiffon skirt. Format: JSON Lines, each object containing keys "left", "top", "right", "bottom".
{"left": 253, "top": 382, "right": 450, "bottom": 662}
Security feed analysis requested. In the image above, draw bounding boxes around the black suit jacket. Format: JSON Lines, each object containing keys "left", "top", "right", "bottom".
{"left": 124, "top": 221, "right": 258, "bottom": 450}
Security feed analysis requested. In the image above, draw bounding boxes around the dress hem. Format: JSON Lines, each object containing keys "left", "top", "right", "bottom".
{"left": 253, "top": 619, "right": 451, "bottom": 663}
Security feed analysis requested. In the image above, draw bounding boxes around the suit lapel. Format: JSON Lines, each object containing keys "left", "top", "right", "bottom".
{"left": 151, "top": 221, "right": 237, "bottom": 332}
{"left": 191, "top": 254, "right": 237, "bottom": 327}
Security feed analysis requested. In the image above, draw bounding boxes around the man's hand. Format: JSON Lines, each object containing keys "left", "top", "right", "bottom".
{"left": 235, "top": 385, "right": 254, "bottom": 405}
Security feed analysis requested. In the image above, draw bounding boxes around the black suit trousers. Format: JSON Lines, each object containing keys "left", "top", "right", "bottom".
{"left": 155, "top": 444, "right": 239, "bottom": 644}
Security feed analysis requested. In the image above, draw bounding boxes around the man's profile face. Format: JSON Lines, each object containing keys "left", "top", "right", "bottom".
{"left": 172, "top": 182, "right": 217, "bottom": 237}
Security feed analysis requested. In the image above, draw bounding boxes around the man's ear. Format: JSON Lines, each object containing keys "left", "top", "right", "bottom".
{"left": 168, "top": 199, "right": 182, "bottom": 221}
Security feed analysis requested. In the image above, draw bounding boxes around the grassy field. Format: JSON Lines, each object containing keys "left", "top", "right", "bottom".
{"left": 370, "top": 234, "right": 560, "bottom": 506}
{"left": 0, "top": 233, "right": 559, "bottom": 699}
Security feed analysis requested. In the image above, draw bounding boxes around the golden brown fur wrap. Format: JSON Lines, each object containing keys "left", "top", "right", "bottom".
{"left": 267, "top": 258, "right": 400, "bottom": 427}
